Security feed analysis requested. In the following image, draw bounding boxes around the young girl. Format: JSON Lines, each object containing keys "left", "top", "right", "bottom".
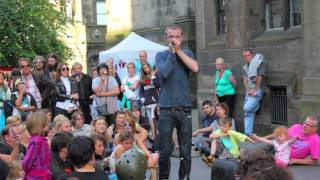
{"left": 121, "top": 63, "right": 140, "bottom": 110}
{"left": 140, "top": 63, "right": 159, "bottom": 140}
{"left": 253, "top": 127, "right": 297, "bottom": 168}
{"left": 22, "top": 111, "right": 51, "bottom": 179}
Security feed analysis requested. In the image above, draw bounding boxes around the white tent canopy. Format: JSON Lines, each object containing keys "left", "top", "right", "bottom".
{"left": 99, "top": 32, "right": 167, "bottom": 81}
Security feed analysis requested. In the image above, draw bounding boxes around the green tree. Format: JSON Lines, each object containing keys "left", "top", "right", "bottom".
{"left": 0, "top": 0, "right": 72, "bottom": 67}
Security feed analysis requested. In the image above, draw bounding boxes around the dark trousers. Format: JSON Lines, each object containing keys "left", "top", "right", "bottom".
{"left": 158, "top": 109, "right": 192, "bottom": 180}
{"left": 55, "top": 107, "right": 73, "bottom": 120}
{"left": 79, "top": 100, "right": 92, "bottom": 124}
{"left": 217, "top": 94, "right": 236, "bottom": 117}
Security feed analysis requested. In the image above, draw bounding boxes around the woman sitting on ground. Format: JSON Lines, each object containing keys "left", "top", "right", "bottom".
{"left": 71, "top": 110, "right": 91, "bottom": 137}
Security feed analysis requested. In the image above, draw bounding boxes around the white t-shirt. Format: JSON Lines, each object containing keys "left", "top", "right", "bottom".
{"left": 122, "top": 74, "right": 140, "bottom": 100}
{"left": 273, "top": 140, "right": 290, "bottom": 164}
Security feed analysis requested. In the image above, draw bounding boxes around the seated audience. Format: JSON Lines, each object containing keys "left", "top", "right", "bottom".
{"left": 7, "top": 160, "right": 24, "bottom": 180}
{"left": 192, "top": 100, "right": 218, "bottom": 151}
{"left": 50, "top": 132, "right": 74, "bottom": 180}
{"left": 253, "top": 127, "right": 297, "bottom": 168}
{"left": 240, "top": 149, "right": 293, "bottom": 180}
{"left": 61, "top": 136, "right": 109, "bottom": 180}
{"left": 90, "top": 116, "right": 113, "bottom": 157}
{"left": 91, "top": 135, "right": 109, "bottom": 172}
{"left": 194, "top": 102, "right": 235, "bottom": 156}
{"left": 264, "top": 116, "right": 320, "bottom": 165}
{"left": 53, "top": 114, "right": 72, "bottom": 133}
{"left": 202, "top": 117, "right": 254, "bottom": 166}
{"left": 71, "top": 111, "right": 91, "bottom": 137}
{"left": 0, "top": 124, "right": 26, "bottom": 161}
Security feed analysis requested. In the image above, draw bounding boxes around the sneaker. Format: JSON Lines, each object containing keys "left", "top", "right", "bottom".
{"left": 201, "top": 154, "right": 215, "bottom": 167}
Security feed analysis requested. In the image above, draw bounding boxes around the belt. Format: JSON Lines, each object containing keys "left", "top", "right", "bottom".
{"left": 161, "top": 107, "right": 192, "bottom": 113}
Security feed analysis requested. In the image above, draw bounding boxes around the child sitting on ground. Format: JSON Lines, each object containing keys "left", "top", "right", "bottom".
{"left": 202, "top": 117, "right": 255, "bottom": 166}
{"left": 252, "top": 127, "right": 297, "bottom": 168}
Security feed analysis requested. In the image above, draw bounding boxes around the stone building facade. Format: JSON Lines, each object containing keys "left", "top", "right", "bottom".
{"left": 196, "top": 0, "right": 320, "bottom": 134}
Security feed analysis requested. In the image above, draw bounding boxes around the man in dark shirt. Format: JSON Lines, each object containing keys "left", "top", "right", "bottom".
{"left": 71, "top": 62, "right": 94, "bottom": 124}
{"left": 61, "top": 136, "right": 109, "bottom": 180}
{"left": 156, "top": 25, "right": 199, "bottom": 180}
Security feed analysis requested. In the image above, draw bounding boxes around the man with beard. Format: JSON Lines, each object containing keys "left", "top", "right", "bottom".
{"left": 46, "top": 53, "right": 60, "bottom": 116}
{"left": 32, "top": 56, "right": 54, "bottom": 109}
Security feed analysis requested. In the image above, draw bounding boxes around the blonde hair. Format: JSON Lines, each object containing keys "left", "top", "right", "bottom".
{"left": 53, "top": 114, "right": 70, "bottom": 132}
{"left": 90, "top": 116, "right": 109, "bottom": 141}
{"left": 273, "top": 127, "right": 288, "bottom": 137}
{"left": 215, "top": 57, "right": 225, "bottom": 64}
{"left": 26, "top": 111, "right": 50, "bottom": 136}
{"left": 7, "top": 160, "right": 23, "bottom": 180}
{"left": 6, "top": 116, "right": 22, "bottom": 126}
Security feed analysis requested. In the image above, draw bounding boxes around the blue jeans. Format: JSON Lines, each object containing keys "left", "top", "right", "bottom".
{"left": 158, "top": 109, "right": 192, "bottom": 180}
{"left": 243, "top": 89, "right": 264, "bottom": 135}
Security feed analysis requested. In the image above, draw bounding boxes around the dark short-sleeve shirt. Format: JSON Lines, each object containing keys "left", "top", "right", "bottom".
{"left": 0, "top": 140, "right": 26, "bottom": 160}
{"left": 61, "top": 171, "right": 109, "bottom": 180}
{"left": 156, "top": 49, "right": 195, "bottom": 108}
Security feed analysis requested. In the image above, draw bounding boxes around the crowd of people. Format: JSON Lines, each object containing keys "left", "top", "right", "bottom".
{"left": 0, "top": 25, "right": 319, "bottom": 180}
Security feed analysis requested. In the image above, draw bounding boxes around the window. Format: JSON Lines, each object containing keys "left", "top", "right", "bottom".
{"left": 271, "top": 87, "right": 288, "bottom": 125}
{"left": 265, "top": 0, "right": 301, "bottom": 30}
{"left": 216, "top": 0, "right": 226, "bottom": 34}
{"left": 96, "top": 0, "right": 107, "bottom": 25}
{"left": 290, "top": 0, "right": 301, "bottom": 27}
{"left": 266, "top": 0, "right": 283, "bottom": 30}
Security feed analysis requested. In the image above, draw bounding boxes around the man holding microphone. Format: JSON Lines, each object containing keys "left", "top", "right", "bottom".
{"left": 156, "top": 25, "right": 198, "bottom": 180}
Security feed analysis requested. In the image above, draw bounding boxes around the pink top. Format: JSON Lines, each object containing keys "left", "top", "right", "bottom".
{"left": 273, "top": 140, "right": 290, "bottom": 164}
{"left": 22, "top": 135, "right": 51, "bottom": 179}
{"left": 288, "top": 124, "right": 320, "bottom": 160}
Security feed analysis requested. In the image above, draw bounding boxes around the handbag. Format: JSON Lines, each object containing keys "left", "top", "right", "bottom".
{"left": 96, "top": 77, "right": 109, "bottom": 116}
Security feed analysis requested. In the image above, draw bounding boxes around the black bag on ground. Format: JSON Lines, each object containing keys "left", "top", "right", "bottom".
{"left": 211, "top": 159, "right": 240, "bottom": 180}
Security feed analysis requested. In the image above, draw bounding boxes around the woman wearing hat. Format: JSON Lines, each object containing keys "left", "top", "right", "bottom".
{"left": 91, "top": 63, "right": 119, "bottom": 125}
{"left": 10, "top": 78, "right": 37, "bottom": 122}
{"left": 54, "top": 63, "right": 79, "bottom": 120}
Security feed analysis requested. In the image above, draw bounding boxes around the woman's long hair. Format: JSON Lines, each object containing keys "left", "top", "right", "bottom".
{"left": 140, "top": 62, "right": 153, "bottom": 83}
{"left": 55, "top": 63, "right": 69, "bottom": 81}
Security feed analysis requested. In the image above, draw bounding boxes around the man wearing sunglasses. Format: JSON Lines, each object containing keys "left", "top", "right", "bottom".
{"left": 264, "top": 116, "right": 320, "bottom": 165}
{"left": 18, "top": 58, "right": 42, "bottom": 109}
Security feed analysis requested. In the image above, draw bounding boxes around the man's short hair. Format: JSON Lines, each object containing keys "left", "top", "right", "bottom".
{"left": 18, "top": 58, "right": 30, "bottom": 67}
{"left": 67, "top": 136, "right": 95, "bottom": 169}
{"left": 202, "top": 100, "right": 213, "bottom": 107}
{"left": 243, "top": 49, "right": 253, "bottom": 54}
{"left": 51, "top": 132, "right": 73, "bottom": 153}
{"left": 165, "top": 25, "right": 183, "bottom": 36}
{"left": 306, "top": 115, "right": 319, "bottom": 127}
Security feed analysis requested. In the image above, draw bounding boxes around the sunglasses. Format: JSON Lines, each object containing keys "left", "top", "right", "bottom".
{"left": 62, "top": 67, "right": 69, "bottom": 71}
{"left": 20, "top": 65, "right": 30, "bottom": 69}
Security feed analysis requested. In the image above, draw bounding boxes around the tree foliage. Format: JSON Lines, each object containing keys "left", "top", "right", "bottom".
{"left": 0, "top": 0, "right": 72, "bottom": 67}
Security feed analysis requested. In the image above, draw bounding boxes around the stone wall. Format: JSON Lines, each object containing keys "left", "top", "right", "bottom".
{"left": 195, "top": 0, "right": 318, "bottom": 134}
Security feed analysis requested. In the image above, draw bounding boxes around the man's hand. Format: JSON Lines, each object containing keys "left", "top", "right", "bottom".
{"left": 71, "top": 93, "right": 79, "bottom": 100}
{"left": 192, "top": 130, "right": 199, "bottom": 137}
